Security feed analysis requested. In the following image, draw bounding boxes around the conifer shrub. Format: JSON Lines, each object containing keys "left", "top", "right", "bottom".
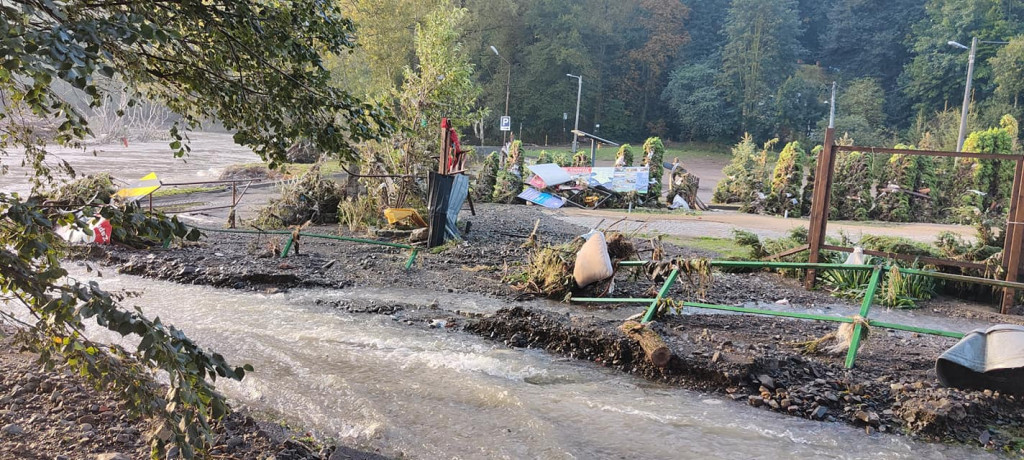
{"left": 768, "top": 141, "right": 804, "bottom": 217}
{"left": 642, "top": 137, "right": 666, "bottom": 204}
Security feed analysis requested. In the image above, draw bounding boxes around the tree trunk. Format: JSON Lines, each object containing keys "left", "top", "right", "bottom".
{"left": 619, "top": 320, "right": 672, "bottom": 367}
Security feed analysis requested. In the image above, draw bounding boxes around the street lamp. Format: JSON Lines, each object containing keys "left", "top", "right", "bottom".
{"left": 491, "top": 45, "right": 511, "bottom": 146}
{"left": 567, "top": 73, "right": 582, "bottom": 154}
{"left": 948, "top": 38, "right": 1009, "bottom": 151}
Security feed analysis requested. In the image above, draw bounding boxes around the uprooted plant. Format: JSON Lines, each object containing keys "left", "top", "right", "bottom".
{"left": 251, "top": 163, "right": 345, "bottom": 228}
{"left": 505, "top": 237, "right": 585, "bottom": 300}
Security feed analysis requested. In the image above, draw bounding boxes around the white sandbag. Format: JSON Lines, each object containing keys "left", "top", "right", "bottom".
{"left": 844, "top": 246, "right": 865, "bottom": 265}
{"left": 669, "top": 194, "right": 691, "bottom": 211}
{"left": 573, "top": 231, "right": 614, "bottom": 288}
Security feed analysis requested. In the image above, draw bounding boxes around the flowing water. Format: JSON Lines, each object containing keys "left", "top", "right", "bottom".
{"left": 54, "top": 267, "right": 994, "bottom": 460}
{"left": 0, "top": 132, "right": 260, "bottom": 196}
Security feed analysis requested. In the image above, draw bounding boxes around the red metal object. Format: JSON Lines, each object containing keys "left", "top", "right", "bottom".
{"left": 440, "top": 118, "right": 467, "bottom": 174}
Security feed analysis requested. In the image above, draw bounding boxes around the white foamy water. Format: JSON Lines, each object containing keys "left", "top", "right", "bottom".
{"left": 36, "top": 266, "right": 995, "bottom": 460}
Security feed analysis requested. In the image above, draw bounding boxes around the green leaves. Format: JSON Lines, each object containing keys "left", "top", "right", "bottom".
{"left": 1, "top": 0, "right": 390, "bottom": 168}
{"left": 0, "top": 189, "right": 234, "bottom": 460}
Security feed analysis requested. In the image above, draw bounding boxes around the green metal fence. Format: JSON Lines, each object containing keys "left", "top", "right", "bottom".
{"left": 187, "top": 225, "right": 420, "bottom": 270}
{"left": 571, "top": 260, "right": 1024, "bottom": 368}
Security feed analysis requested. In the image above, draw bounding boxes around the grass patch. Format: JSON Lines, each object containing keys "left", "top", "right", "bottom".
{"left": 220, "top": 161, "right": 347, "bottom": 181}
{"left": 669, "top": 235, "right": 750, "bottom": 259}
{"left": 153, "top": 201, "right": 205, "bottom": 212}
{"left": 523, "top": 141, "right": 729, "bottom": 163}
{"left": 152, "top": 185, "right": 225, "bottom": 198}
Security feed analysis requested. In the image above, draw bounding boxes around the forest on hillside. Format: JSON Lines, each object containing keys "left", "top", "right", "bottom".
{"left": 329, "top": 0, "right": 1024, "bottom": 148}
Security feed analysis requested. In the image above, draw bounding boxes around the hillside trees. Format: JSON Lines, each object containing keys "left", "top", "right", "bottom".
{"left": 720, "top": 0, "right": 803, "bottom": 139}
{"left": 452, "top": 0, "right": 1024, "bottom": 144}
{"left": 900, "top": 0, "right": 1024, "bottom": 121}
{"left": 662, "top": 62, "right": 735, "bottom": 140}
{"left": 990, "top": 35, "right": 1024, "bottom": 107}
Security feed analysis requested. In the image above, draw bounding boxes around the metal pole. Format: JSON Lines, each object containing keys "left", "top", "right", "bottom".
{"left": 503, "top": 63, "right": 511, "bottom": 147}
{"left": 956, "top": 37, "right": 977, "bottom": 152}
{"left": 828, "top": 81, "right": 837, "bottom": 128}
{"left": 641, "top": 268, "right": 679, "bottom": 323}
{"left": 590, "top": 139, "right": 596, "bottom": 167}
{"left": 569, "top": 74, "right": 582, "bottom": 154}
{"left": 405, "top": 249, "right": 419, "bottom": 270}
{"left": 845, "top": 266, "right": 882, "bottom": 368}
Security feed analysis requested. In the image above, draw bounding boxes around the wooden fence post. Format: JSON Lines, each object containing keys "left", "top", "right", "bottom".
{"left": 1002, "top": 159, "right": 1024, "bottom": 313}
{"left": 805, "top": 127, "right": 836, "bottom": 289}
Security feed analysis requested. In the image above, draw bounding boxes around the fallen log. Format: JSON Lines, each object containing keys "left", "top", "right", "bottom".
{"left": 619, "top": 320, "right": 673, "bottom": 367}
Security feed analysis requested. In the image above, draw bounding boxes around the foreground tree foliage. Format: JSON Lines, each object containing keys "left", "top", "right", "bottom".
{"left": 1, "top": 0, "right": 391, "bottom": 457}
{"left": 357, "top": 2, "right": 481, "bottom": 210}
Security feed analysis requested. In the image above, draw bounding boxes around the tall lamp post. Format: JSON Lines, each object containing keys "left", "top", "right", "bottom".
{"left": 949, "top": 38, "right": 1009, "bottom": 151}
{"left": 567, "top": 73, "right": 582, "bottom": 154}
{"left": 491, "top": 46, "right": 511, "bottom": 146}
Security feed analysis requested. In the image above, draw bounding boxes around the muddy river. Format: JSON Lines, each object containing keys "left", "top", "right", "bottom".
{"left": 62, "top": 266, "right": 992, "bottom": 459}
{"left": 0, "top": 133, "right": 260, "bottom": 195}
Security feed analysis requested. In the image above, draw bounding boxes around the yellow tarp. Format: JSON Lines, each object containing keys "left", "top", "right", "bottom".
{"left": 384, "top": 208, "right": 428, "bottom": 228}
{"left": 115, "top": 172, "right": 161, "bottom": 201}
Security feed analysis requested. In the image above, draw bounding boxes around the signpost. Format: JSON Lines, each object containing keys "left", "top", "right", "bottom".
{"left": 500, "top": 116, "right": 511, "bottom": 132}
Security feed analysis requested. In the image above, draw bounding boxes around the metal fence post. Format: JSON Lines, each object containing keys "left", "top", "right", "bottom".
{"left": 845, "top": 266, "right": 883, "bottom": 368}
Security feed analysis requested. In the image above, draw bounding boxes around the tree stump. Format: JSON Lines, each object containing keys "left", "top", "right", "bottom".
{"left": 619, "top": 320, "right": 673, "bottom": 367}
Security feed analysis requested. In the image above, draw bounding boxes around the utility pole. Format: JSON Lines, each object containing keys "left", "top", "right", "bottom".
{"left": 567, "top": 73, "right": 582, "bottom": 154}
{"left": 956, "top": 37, "right": 978, "bottom": 152}
{"left": 491, "top": 46, "right": 512, "bottom": 147}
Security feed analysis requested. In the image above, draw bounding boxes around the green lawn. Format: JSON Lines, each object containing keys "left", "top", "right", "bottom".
{"left": 523, "top": 141, "right": 729, "bottom": 163}
{"left": 223, "top": 161, "right": 347, "bottom": 178}
{"left": 631, "top": 232, "right": 749, "bottom": 259}
{"left": 152, "top": 185, "right": 225, "bottom": 198}
{"left": 673, "top": 236, "right": 751, "bottom": 259}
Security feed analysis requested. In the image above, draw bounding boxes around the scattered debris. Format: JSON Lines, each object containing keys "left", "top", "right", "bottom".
{"left": 252, "top": 163, "right": 343, "bottom": 228}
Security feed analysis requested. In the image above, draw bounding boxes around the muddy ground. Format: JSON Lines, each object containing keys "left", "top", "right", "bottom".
{"left": 9, "top": 202, "right": 1024, "bottom": 457}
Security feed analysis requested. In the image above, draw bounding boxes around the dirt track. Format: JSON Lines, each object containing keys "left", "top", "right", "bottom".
{"left": 551, "top": 207, "right": 978, "bottom": 242}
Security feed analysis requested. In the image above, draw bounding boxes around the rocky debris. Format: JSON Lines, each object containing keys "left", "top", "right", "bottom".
{"left": 94, "top": 453, "right": 131, "bottom": 460}
{"left": 2, "top": 423, "right": 24, "bottom": 435}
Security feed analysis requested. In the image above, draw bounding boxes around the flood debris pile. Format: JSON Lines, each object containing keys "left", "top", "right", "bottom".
{"left": 793, "top": 317, "right": 870, "bottom": 355}
{"left": 285, "top": 140, "right": 321, "bottom": 164}
{"left": 469, "top": 305, "right": 1024, "bottom": 450}
{"left": 506, "top": 237, "right": 585, "bottom": 300}
{"left": 251, "top": 164, "right": 344, "bottom": 228}
{"left": 506, "top": 228, "right": 644, "bottom": 300}
{"left": 480, "top": 136, "right": 692, "bottom": 210}
{"left": 218, "top": 164, "right": 286, "bottom": 182}
{"left": 45, "top": 173, "right": 117, "bottom": 205}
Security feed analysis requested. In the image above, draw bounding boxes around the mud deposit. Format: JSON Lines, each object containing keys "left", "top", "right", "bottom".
{"left": 70, "top": 203, "right": 1024, "bottom": 455}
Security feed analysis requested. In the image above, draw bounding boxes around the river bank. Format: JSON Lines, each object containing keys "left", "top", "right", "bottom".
{"left": 58, "top": 202, "right": 1024, "bottom": 457}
